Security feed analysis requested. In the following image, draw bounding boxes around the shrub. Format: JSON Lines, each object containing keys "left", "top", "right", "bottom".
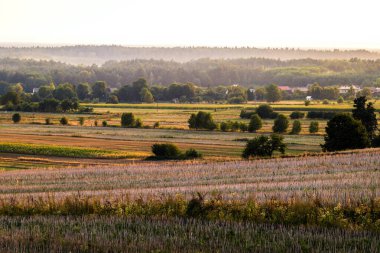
{"left": 60, "top": 117, "right": 68, "bottom": 125}
{"left": 289, "top": 111, "right": 305, "bottom": 119}
{"left": 12, "top": 113, "right": 21, "bottom": 123}
{"left": 309, "top": 121, "right": 319, "bottom": 133}
{"left": 242, "top": 134, "right": 286, "bottom": 158}
{"left": 305, "top": 100, "right": 311, "bottom": 106}
{"left": 151, "top": 143, "right": 181, "bottom": 159}
{"left": 290, "top": 120, "right": 302, "bottom": 135}
{"left": 102, "top": 120, "right": 108, "bottom": 127}
{"left": 135, "top": 118, "right": 143, "bottom": 128}
{"left": 220, "top": 122, "right": 229, "bottom": 132}
{"left": 188, "top": 111, "right": 217, "bottom": 130}
{"left": 272, "top": 114, "right": 289, "bottom": 133}
{"left": 153, "top": 122, "right": 160, "bottom": 128}
{"left": 121, "top": 113, "right": 135, "bottom": 127}
{"left": 322, "top": 99, "right": 329, "bottom": 105}
{"left": 184, "top": 148, "right": 203, "bottom": 159}
{"left": 239, "top": 122, "right": 248, "bottom": 132}
{"left": 78, "top": 117, "right": 85, "bottom": 126}
{"left": 307, "top": 111, "right": 336, "bottom": 119}
{"left": 337, "top": 96, "right": 344, "bottom": 104}
{"left": 248, "top": 114, "right": 262, "bottom": 132}
{"left": 240, "top": 110, "right": 256, "bottom": 119}
{"left": 256, "top": 104, "right": 278, "bottom": 119}
{"left": 45, "top": 118, "right": 51, "bottom": 125}
{"left": 322, "top": 114, "right": 370, "bottom": 152}
{"left": 94, "top": 120, "right": 98, "bottom": 127}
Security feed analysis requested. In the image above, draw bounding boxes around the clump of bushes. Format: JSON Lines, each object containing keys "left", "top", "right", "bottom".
{"left": 12, "top": 113, "right": 21, "bottom": 123}
{"left": 151, "top": 143, "right": 202, "bottom": 160}
{"left": 188, "top": 111, "right": 217, "bottom": 130}
{"left": 289, "top": 111, "right": 305, "bottom": 119}
{"left": 220, "top": 121, "right": 247, "bottom": 132}
{"left": 307, "top": 111, "right": 337, "bottom": 119}
{"left": 256, "top": 104, "right": 279, "bottom": 119}
{"left": 121, "top": 113, "right": 143, "bottom": 128}
{"left": 242, "top": 134, "right": 286, "bottom": 158}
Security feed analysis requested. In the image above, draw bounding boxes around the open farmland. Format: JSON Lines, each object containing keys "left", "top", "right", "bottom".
{"left": 0, "top": 149, "right": 378, "bottom": 202}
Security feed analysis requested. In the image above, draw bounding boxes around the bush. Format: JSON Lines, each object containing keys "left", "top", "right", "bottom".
{"left": 272, "top": 114, "right": 289, "bottom": 133}
{"left": 239, "top": 122, "right": 248, "bottom": 132}
{"left": 60, "top": 117, "right": 68, "bottom": 125}
{"left": 45, "top": 118, "right": 51, "bottom": 125}
{"left": 135, "top": 118, "right": 143, "bottom": 128}
{"left": 289, "top": 111, "right": 305, "bottom": 119}
{"left": 220, "top": 122, "right": 229, "bottom": 132}
{"left": 290, "top": 120, "right": 301, "bottom": 135}
{"left": 248, "top": 114, "right": 262, "bottom": 132}
{"left": 153, "top": 122, "right": 160, "bottom": 128}
{"left": 337, "top": 96, "right": 344, "bottom": 104}
{"left": 121, "top": 113, "right": 135, "bottom": 127}
{"left": 242, "top": 134, "right": 286, "bottom": 158}
{"left": 78, "top": 117, "right": 85, "bottom": 126}
{"left": 256, "top": 104, "right": 278, "bottom": 119}
{"left": 188, "top": 111, "right": 217, "bottom": 130}
{"left": 309, "top": 121, "right": 319, "bottom": 133}
{"left": 322, "top": 114, "right": 370, "bottom": 152}
{"left": 305, "top": 100, "right": 311, "bottom": 106}
{"left": 322, "top": 99, "right": 329, "bottom": 105}
{"left": 307, "top": 111, "right": 337, "bottom": 119}
{"left": 240, "top": 110, "right": 256, "bottom": 119}
{"left": 94, "top": 120, "right": 98, "bottom": 127}
{"left": 184, "top": 148, "right": 203, "bottom": 159}
{"left": 12, "top": 113, "right": 21, "bottom": 123}
{"left": 102, "top": 120, "right": 108, "bottom": 127}
{"left": 151, "top": 143, "right": 181, "bottom": 159}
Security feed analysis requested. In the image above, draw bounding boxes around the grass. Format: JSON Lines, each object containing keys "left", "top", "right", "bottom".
{"left": 0, "top": 142, "right": 140, "bottom": 159}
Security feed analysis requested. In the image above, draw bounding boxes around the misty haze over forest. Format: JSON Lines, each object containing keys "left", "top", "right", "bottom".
{"left": 1, "top": 46, "right": 380, "bottom": 65}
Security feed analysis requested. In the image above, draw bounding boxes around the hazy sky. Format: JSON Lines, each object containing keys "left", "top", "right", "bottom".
{"left": 0, "top": 0, "right": 379, "bottom": 49}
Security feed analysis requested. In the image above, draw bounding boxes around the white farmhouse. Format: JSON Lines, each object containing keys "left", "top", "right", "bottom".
{"left": 338, "top": 85, "right": 361, "bottom": 94}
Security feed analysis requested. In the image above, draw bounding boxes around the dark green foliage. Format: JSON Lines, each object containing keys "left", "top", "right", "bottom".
{"left": 12, "top": 113, "right": 21, "bottom": 123}
{"left": 184, "top": 148, "right": 203, "bottom": 159}
{"left": 107, "top": 95, "right": 119, "bottom": 104}
{"left": 102, "top": 120, "right": 108, "bottom": 127}
{"left": 309, "top": 121, "right": 319, "bottom": 133}
{"left": 248, "top": 114, "right": 262, "bottom": 132}
{"left": 60, "top": 117, "right": 68, "bottom": 125}
{"left": 352, "top": 96, "right": 378, "bottom": 140}
{"left": 256, "top": 104, "right": 278, "bottom": 119}
{"left": 242, "top": 134, "right": 286, "bottom": 158}
{"left": 272, "top": 114, "right": 289, "bottom": 133}
{"left": 240, "top": 110, "right": 256, "bottom": 119}
{"left": 290, "top": 111, "right": 305, "bottom": 119}
{"left": 1, "top": 91, "right": 20, "bottom": 105}
{"left": 290, "top": 120, "right": 302, "bottom": 135}
{"left": 92, "top": 81, "right": 108, "bottom": 101}
{"left": 53, "top": 84, "right": 77, "bottom": 101}
{"left": 322, "top": 114, "right": 370, "bottom": 151}
{"left": 153, "top": 122, "right": 160, "bottom": 128}
{"left": 38, "top": 98, "right": 60, "bottom": 112}
{"left": 76, "top": 83, "right": 91, "bottom": 100}
{"left": 140, "top": 88, "right": 154, "bottom": 103}
{"left": 45, "top": 118, "right": 51, "bottom": 125}
{"left": 135, "top": 118, "right": 143, "bottom": 128}
{"left": 151, "top": 143, "right": 181, "bottom": 159}
{"left": 78, "top": 117, "right": 85, "bottom": 126}
{"left": 337, "top": 96, "right": 344, "bottom": 104}
{"left": 307, "top": 111, "right": 337, "bottom": 119}
{"left": 188, "top": 111, "right": 217, "bottom": 130}
{"left": 121, "top": 113, "right": 135, "bottom": 127}
{"left": 265, "top": 84, "right": 282, "bottom": 102}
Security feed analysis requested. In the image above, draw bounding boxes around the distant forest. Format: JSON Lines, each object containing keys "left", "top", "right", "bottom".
{"left": 1, "top": 56, "right": 380, "bottom": 91}
{"left": 1, "top": 45, "right": 380, "bottom": 65}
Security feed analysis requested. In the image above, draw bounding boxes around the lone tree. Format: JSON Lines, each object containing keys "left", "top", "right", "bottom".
{"left": 151, "top": 143, "right": 181, "bottom": 159}
{"left": 290, "top": 120, "right": 301, "bottom": 135}
{"left": 12, "top": 113, "right": 21, "bottom": 123}
{"left": 248, "top": 114, "right": 262, "bottom": 132}
{"left": 265, "top": 84, "right": 282, "bottom": 103}
{"left": 309, "top": 121, "right": 319, "bottom": 133}
{"left": 352, "top": 96, "right": 377, "bottom": 140}
{"left": 322, "top": 114, "right": 370, "bottom": 152}
{"left": 242, "top": 134, "right": 286, "bottom": 158}
{"left": 272, "top": 114, "right": 289, "bottom": 133}
{"left": 188, "top": 111, "right": 217, "bottom": 130}
{"left": 256, "top": 104, "right": 278, "bottom": 119}
{"left": 121, "top": 113, "right": 135, "bottom": 127}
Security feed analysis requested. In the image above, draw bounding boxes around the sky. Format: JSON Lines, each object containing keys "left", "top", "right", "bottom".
{"left": 0, "top": 0, "right": 379, "bottom": 49}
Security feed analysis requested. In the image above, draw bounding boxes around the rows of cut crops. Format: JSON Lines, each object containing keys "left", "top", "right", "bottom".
{"left": 0, "top": 149, "right": 378, "bottom": 203}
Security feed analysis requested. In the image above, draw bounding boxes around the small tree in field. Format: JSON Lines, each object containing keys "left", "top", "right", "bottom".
{"left": 60, "top": 117, "right": 68, "bottom": 125}
{"left": 151, "top": 143, "right": 181, "bottom": 159}
{"left": 272, "top": 114, "right": 289, "bottom": 133}
{"left": 12, "top": 113, "right": 21, "bottom": 123}
{"left": 248, "top": 114, "right": 262, "bottom": 132}
{"left": 78, "top": 117, "right": 85, "bottom": 126}
{"left": 309, "top": 121, "right": 319, "bottom": 133}
{"left": 290, "top": 120, "right": 301, "bottom": 135}
{"left": 121, "top": 113, "right": 135, "bottom": 127}
{"left": 242, "top": 134, "right": 286, "bottom": 158}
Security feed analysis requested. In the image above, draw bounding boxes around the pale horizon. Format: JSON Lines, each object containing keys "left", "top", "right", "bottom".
{"left": 1, "top": 0, "right": 380, "bottom": 50}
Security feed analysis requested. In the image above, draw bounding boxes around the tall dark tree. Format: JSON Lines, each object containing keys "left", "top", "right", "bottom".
{"left": 352, "top": 96, "right": 377, "bottom": 140}
{"left": 76, "top": 83, "right": 91, "bottom": 100}
{"left": 322, "top": 114, "right": 370, "bottom": 152}
{"left": 92, "top": 81, "right": 108, "bottom": 101}
{"left": 265, "top": 84, "right": 282, "bottom": 103}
